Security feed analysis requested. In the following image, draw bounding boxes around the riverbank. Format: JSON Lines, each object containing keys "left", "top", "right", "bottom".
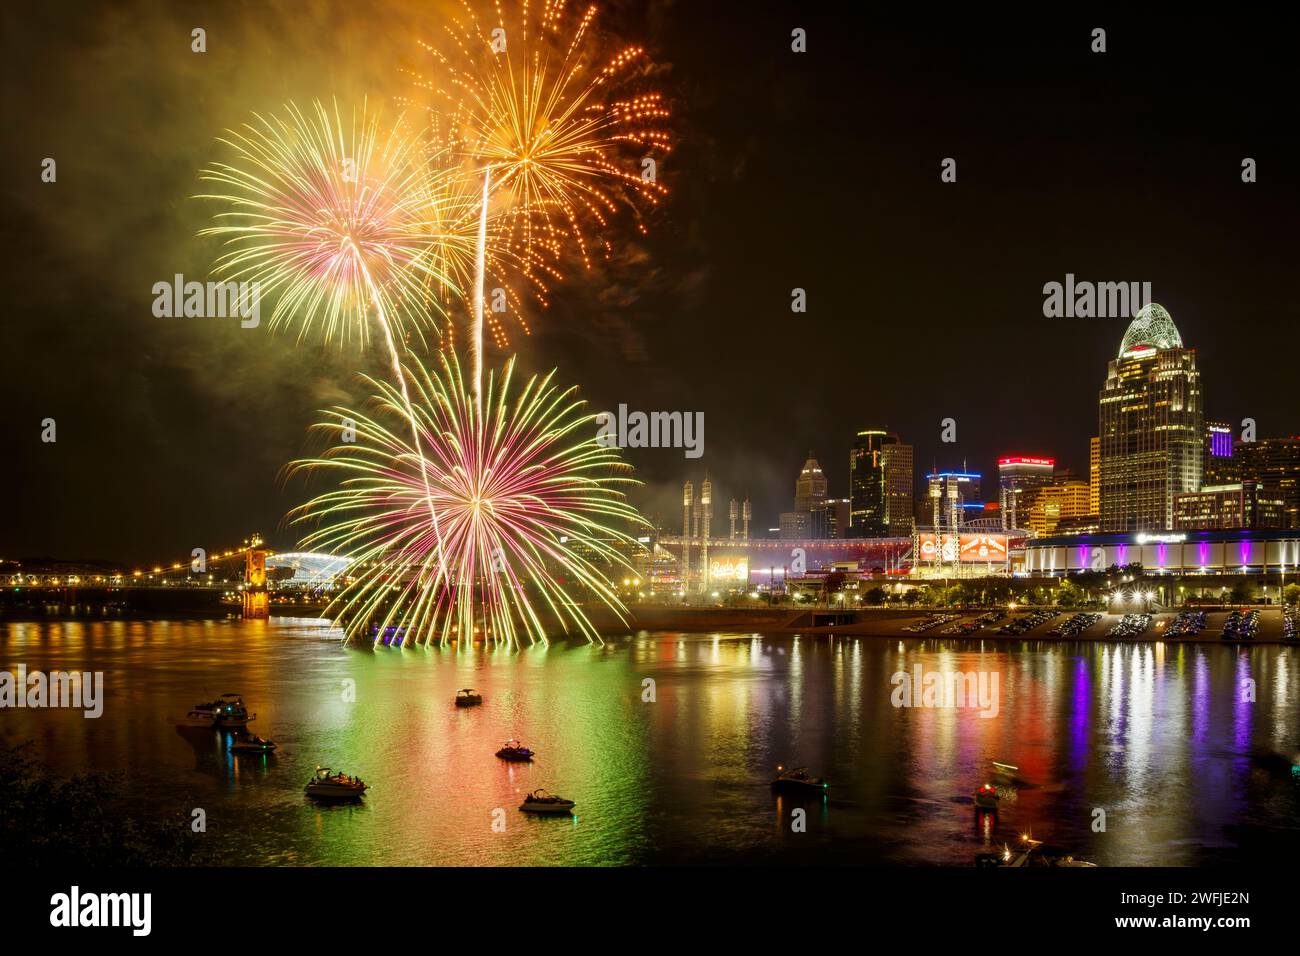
{"left": 610, "top": 604, "right": 1294, "bottom": 644}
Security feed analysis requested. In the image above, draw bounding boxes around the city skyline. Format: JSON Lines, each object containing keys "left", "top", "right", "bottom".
{"left": 671, "top": 301, "right": 1297, "bottom": 547}
{"left": 4, "top": 1, "right": 1299, "bottom": 914}
{"left": 5, "top": 7, "right": 1300, "bottom": 567}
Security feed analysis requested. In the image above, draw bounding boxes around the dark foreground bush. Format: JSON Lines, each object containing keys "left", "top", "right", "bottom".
{"left": 0, "top": 741, "right": 206, "bottom": 867}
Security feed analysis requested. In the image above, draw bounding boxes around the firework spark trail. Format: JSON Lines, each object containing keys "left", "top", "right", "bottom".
{"left": 197, "top": 100, "right": 463, "bottom": 583}
{"left": 289, "top": 351, "right": 643, "bottom": 647}
{"left": 472, "top": 166, "right": 490, "bottom": 410}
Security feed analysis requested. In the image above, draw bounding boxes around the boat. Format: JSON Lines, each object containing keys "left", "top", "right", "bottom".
{"left": 771, "top": 765, "right": 828, "bottom": 793}
{"left": 179, "top": 693, "right": 255, "bottom": 729}
{"left": 229, "top": 732, "right": 277, "bottom": 754}
{"left": 213, "top": 693, "right": 255, "bottom": 727}
{"left": 991, "top": 761, "right": 1019, "bottom": 776}
{"left": 304, "top": 767, "right": 368, "bottom": 799}
{"left": 178, "top": 702, "right": 220, "bottom": 728}
{"left": 518, "top": 789, "right": 575, "bottom": 815}
{"left": 455, "top": 688, "right": 483, "bottom": 707}
{"left": 495, "top": 740, "right": 535, "bottom": 761}
{"left": 973, "top": 783, "right": 1000, "bottom": 810}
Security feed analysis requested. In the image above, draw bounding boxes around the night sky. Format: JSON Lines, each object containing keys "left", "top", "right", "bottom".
{"left": 3, "top": 2, "right": 1298, "bottom": 564}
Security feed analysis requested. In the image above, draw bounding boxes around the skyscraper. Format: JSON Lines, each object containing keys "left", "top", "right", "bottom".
{"left": 794, "top": 452, "right": 828, "bottom": 512}
{"left": 880, "top": 441, "right": 914, "bottom": 536}
{"left": 1098, "top": 303, "right": 1203, "bottom": 531}
{"left": 997, "top": 456, "right": 1055, "bottom": 530}
{"left": 1026, "top": 480, "right": 1092, "bottom": 536}
{"left": 850, "top": 429, "right": 906, "bottom": 537}
{"left": 781, "top": 453, "right": 828, "bottom": 540}
{"left": 1235, "top": 437, "right": 1300, "bottom": 528}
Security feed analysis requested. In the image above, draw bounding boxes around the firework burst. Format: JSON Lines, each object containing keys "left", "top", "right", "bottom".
{"left": 403, "top": 0, "right": 672, "bottom": 356}
{"left": 198, "top": 99, "right": 475, "bottom": 583}
{"left": 288, "top": 351, "right": 643, "bottom": 647}
{"left": 197, "top": 99, "right": 463, "bottom": 349}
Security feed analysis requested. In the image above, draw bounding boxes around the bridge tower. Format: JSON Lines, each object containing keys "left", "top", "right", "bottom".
{"left": 242, "top": 536, "right": 269, "bottom": 618}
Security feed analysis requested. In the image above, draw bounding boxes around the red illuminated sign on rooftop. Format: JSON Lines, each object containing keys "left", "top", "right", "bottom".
{"left": 998, "top": 456, "right": 1055, "bottom": 467}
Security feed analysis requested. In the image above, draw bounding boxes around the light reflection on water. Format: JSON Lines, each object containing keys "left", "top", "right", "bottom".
{"left": 2, "top": 616, "right": 1297, "bottom": 866}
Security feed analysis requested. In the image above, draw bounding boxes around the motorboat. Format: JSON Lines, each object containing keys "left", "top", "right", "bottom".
{"left": 304, "top": 767, "right": 368, "bottom": 799}
{"left": 496, "top": 740, "right": 535, "bottom": 762}
{"left": 455, "top": 688, "right": 483, "bottom": 707}
{"left": 771, "top": 765, "right": 828, "bottom": 793}
{"left": 213, "top": 693, "right": 255, "bottom": 728}
{"left": 973, "top": 783, "right": 1000, "bottom": 810}
{"left": 229, "top": 732, "right": 277, "bottom": 754}
{"left": 179, "top": 693, "right": 255, "bottom": 729}
{"left": 519, "top": 789, "right": 575, "bottom": 815}
{"left": 178, "top": 702, "right": 220, "bottom": 728}
{"left": 991, "top": 761, "right": 1019, "bottom": 777}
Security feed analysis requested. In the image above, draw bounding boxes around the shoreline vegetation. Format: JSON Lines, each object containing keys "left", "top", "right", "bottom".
{"left": 0, "top": 742, "right": 206, "bottom": 867}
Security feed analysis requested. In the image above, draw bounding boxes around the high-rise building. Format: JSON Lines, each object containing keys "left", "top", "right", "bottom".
{"left": 849, "top": 430, "right": 890, "bottom": 536}
{"left": 778, "top": 510, "right": 810, "bottom": 540}
{"left": 1204, "top": 421, "right": 1238, "bottom": 485}
{"left": 1098, "top": 303, "right": 1203, "bottom": 531}
{"left": 1089, "top": 437, "right": 1100, "bottom": 516}
{"left": 997, "top": 456, "right": 1055, "bottom": 530}
{"left": 1235, "top": 437, "right": 1300, "bottom": 528}
{"left": 1172, "top": 481, "right": 1286, "bottom": 530}
{"left": 1026, "top": 480, "right": 1092, "bottom": 536}
{"left": 825, "top": 498, "right": 851, "bottom": 538}
{"left": 794, "top": 452, "right": 828, "bottom": 512}
{"left": 779, "top": 454, "right": 828, "bottom": 541}
{"left": 880, "top": 442, "right": 914, "bottom": 536}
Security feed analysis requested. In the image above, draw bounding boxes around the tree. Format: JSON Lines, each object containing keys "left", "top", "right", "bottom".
{"left": 1229, "top": 581, "right": 1255, "bottom": 606}
{"left": 1283, "top": 583, "right": 1300, "bottom": 607}
{"left": 0, "top": 742, "right": 205, "bottom": 867}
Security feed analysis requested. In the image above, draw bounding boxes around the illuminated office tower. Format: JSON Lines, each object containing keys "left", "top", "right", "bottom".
{"left": 997, "top": 456, "right": 1055, "bottom": 530}
{"left": 1236, "top": 437, "right": 1300, "bottom": 528}
{"left": 880, "top": 440, "right": 914, "bottom": 536}
{"left": 849, "top": 430, "right": 893, "bottom": 537}
{"left": 1026, "top": 480, "right": 1092, "bottom": 536}
{"left": 794, "top": 453, "right": 828, "bottom": 512}
{"left": 1204, "top": 421, "right": 1239, "bottom": 485}
{"left": 1098, "top": 304, "right": 1203, "bottom": 531}
{"left": 1089, "top": 437, "right": 1100, "bottom": 516}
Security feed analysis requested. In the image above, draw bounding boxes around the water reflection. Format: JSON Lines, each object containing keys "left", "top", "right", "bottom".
{"left": 1, "top": 617, "right": 1297, "bottom": 866}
